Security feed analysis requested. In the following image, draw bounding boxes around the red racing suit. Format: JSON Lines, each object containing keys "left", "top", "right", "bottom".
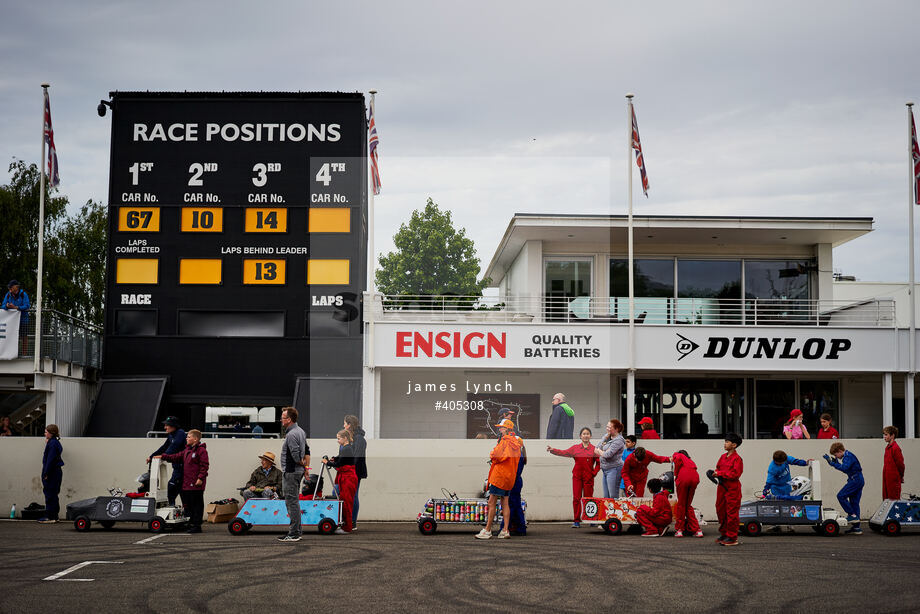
{"left": 883, "top": 440, "right": 905, "bottom": 500}
{"left": 672, "top": 451, "right": 700, "bottom": 533}
{"left": 622, "top": 450, "right": 671, "bottom": 497}
{"left": 636, "top": 490, "right": 673, "bottom": 532}
{"left": 548, "top": 443, "right": 599, "bottom": 522}
{"left": 714, "top": 451, "right": 743, "bottom": 540}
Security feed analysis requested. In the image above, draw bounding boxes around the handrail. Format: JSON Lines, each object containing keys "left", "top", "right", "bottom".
{"left": 370, "top": 294, "right": 897, "bottom": 328}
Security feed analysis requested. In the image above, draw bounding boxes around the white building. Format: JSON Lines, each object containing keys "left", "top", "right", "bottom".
{"left": 362, "top": 214, "right": 918, "bottom": 440}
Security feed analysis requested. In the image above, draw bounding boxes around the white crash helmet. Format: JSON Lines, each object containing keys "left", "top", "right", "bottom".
{"left": 789, "top": 476, "right": 811, "bottom": 497}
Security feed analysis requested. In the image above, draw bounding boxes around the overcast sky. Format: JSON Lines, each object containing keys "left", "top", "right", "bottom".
{"left": 2, "top": 1, "right": 919, "bottom": 286}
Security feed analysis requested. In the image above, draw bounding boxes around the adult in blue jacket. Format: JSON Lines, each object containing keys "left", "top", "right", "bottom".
{"left": 146, "top": 416, "right": 187, "bottom": 505}
{"left": 763, "top": 450, "right": 811, "bottom": 499}
{"left": 546, "top": 392, "right": 575, "bottom": 439}
{"left": 38, "top": 424, "right": 64, "bottom": 523}
{"left": 3, "top": 279, "right": 30, "bottom": 354}
{"left": 3, "top": 279, "right": 30, "bottom": 325}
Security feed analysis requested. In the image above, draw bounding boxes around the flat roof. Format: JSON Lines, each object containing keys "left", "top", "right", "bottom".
{"left": 484, "top": 214, "right": 874, "bottom": 284}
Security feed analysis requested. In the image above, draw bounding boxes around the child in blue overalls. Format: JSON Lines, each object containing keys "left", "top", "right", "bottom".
{"left": 824, "top": 442, "right": 864, "bottom": 535}
{"left": 763, "top": 450, "right": 812, "bottom": 500}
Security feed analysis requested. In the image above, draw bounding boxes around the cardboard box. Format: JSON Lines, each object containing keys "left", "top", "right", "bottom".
{"left": 206, "top": 501, "right": 240, "bottom": 524}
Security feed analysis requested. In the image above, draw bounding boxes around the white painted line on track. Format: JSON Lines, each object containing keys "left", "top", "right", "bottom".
{"left": 135, "top": 532, "right": 191, "bottom": 545}
{"left": 43, "top": 561, "right": 124, "bottom": 581}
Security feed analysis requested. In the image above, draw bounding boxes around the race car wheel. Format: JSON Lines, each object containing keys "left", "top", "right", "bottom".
{"left": 148, "top": 517, "right": 164, "bottom": 533}
{"left": 883, "top": 519, "right": 901, "bottom": 536}
{"left": 743, "top": 521, "right": 762, "bottom": 537}
{"left": 821, "top": 519, "right": 840, "bottom": 536}
{"left": 228, "top": 519, "right": 246, "bottom": 536}
{"left": 318, "top": 518, "right": 336, "bottom": 535}
{"left": 603, "top": 518, "right": 623, "bottom": 535}
{"left": 73, "top": 516, "right": 91, "bottom": 532}
{"left": 418, "top": 519, "right": 437, "bottom": 535}
{"left": 100, "top": 520, "right": 116, "bottom": 530}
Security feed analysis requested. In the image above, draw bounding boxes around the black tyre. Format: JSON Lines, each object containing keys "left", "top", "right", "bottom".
{"left": 100, "top": 520, "right": 116, "bottom": 530}
{"left": 148, "top": 517, "right": 164, "bottom": 533}
{"left": 73, "top": 516, "right": 91, "bottom": 532}
{"left": 318, "top": 518, "right": 336, "bottom": 535}
{"left": 883, "top": 519, "right": 901, "bottom": 536}
{"left": 418, "top": 518, "right": 437, "bottom": 535}
{"left": 744, "top": 521, "right": 762, "bottom": 537}
{"left": 228, "top": 519, "right": 246, "bottom": 535}
{"left": 821, "top": 519, "right": 840, "bottom": 537}
{"left": 603, "top": 518, "right": 623, "bottom": 535}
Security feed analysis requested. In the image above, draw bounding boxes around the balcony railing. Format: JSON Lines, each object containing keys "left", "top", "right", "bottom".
{"left": 14, "top": 309, "right": 103, "bottom": 368}
{"left": 371, "top": 294, "right": 897, "bottom": 328}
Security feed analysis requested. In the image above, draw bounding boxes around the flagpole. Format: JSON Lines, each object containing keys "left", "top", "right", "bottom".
{"left": 908, "top": 102, "right": 916, "bottom": 439}
{"left": 367, "top": 90, "right": 377, "bottom": 293}
{"left": 34, "top": 84, "right": 49, "bottom": 374}
{"left": 626, "top": 93, "right": 636, "bottom": 436}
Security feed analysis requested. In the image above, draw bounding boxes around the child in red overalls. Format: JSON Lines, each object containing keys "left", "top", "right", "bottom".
{"left": 672, "top": 449, "right": 702, "bottom": 538}
{"left": 636, "top": 477, "right": 673, "bottom": 537}
{"left": 547, "top": 427, "right": 599, "bottom": 527}
{"left": 324, "top": 429, "right": 358, "bottom": 534}
{"left": 882, "top": 425, "right": 905, "bottom": 500}
{"left": 622, "top": 447, "right": 671, "bottom": 497}
{"left": 711, "top": 433, "right": 743, "bottom": 547}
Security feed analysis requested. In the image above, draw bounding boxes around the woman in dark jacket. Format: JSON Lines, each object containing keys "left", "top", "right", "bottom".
{"left": 158, "top": 429, "right": 209, "bottom": 533}
{"left": 39, "top": 424, "right": 64, "bottom": 523}
{"left": 344, "top": 414, "right": 367, "bottom": 529}
{"left": 324, "top": 429, "right": 358, "bottom": 534}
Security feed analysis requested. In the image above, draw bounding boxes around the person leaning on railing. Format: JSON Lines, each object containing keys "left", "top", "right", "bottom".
{"left": 2, "top": 280, "right": 30, "bottom": 354}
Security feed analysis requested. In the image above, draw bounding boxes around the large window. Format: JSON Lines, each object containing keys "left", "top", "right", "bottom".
{"left": 609, "top": 259, "right": 674, "bottom": 323}
{"left": 609, "top": 258, "right": 814, "bottom": 324}
{"left": 621, "top": 377, "right": 746, "bottom": 438}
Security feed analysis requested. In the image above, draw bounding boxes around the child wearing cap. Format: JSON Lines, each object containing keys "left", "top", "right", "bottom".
{"left": 882, "top": 426, "right": 905, "bottom": 500}
{"left": 476, "top": 419, "right": 522, "bottom": 540}
{"left": 713, "top": 433, "right": 744, "bottom": 546}
{"left": 824, "top": 442, "right": 865, "bottom": 534}
{"left": 547, "top": 427, "right": 599, "bottom": 528}
{"left": 636, "top": 477, "right": 673, "bottom": 537}
{"left": 241, "top": 452, "right": 283, "bottom": 500}
{"left": 783, "top": 409, "right": 810, "bottom": 440}
{"left": 638, "top": 416, "right": 660, "bottom": 439}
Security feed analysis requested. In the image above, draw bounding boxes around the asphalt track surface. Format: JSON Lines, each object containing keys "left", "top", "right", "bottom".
{"left": 2, "top": 520, "right": 920, "bottom": 614}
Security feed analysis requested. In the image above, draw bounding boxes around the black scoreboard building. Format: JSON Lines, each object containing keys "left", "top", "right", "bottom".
{"left": 88, "top": 92, "right": 367, "bottom": 437}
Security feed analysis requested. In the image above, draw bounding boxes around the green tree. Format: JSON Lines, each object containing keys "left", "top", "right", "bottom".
{"left": 375, "top": 198, "right": 490, "bottom": 300}
{"left": 0, "top": 160, "right": 107, "bottom": 326}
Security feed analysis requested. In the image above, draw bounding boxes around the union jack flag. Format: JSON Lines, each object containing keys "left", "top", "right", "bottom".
{"left": 631, "top": 105, "right": 648, "bottom": 197}
{"left": 368, "top": 97, "right": 381, "bottom": 195}
{"left": 43, "top": 89, "right": 60, "bottom": 187}
{"left": 912, "top": 107, "right": 920, "bottom": 205}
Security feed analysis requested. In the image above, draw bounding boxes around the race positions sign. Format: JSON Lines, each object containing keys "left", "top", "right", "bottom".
{"left": 101, "top": 92, "right": 367, "bottom": 421}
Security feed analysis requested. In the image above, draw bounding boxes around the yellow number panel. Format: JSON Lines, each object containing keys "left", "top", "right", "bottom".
{"left": 118, "top": 207, "right": 160, "bottom": 232}
{"left": 181, "top": 207, "right": 223, "bottom": 232}
{"left": 309, "top": 208, "right": 350, "bottom": 233}
{"left": 307, "top": 259, "right": 350, "bottom": 285}
{"left": 244, "top": 208, "right": 287, "bottom": 233}
{"left": 179, "top": 259, "right": 222, "bottom": 285}
{"left": 116, "top": 258, "right": 159, "bottom": 284}
{"left": 243, "top": 259, "right": 286, "bottom": 285}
